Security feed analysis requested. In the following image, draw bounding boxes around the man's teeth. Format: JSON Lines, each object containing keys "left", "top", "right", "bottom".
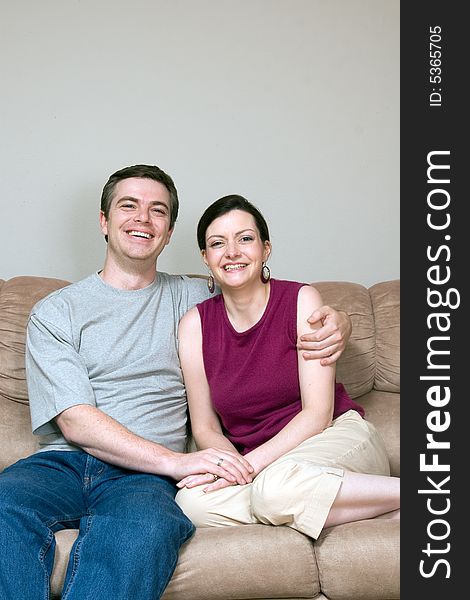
{"left": 224, "top": 264, "right": 247, "bottom": 271}
{"left": 129, "top": 231, "right": 152, "bottom": 239}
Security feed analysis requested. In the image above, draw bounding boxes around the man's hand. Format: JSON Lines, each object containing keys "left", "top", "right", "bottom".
{"left": 55, "top": 405, "right": 253, "bottom": 484}
{"left": 169, "top": 448, "right": 254, "bottom": 485}
{"left": 298, "top": 305, "right": 352, "bottom": 366}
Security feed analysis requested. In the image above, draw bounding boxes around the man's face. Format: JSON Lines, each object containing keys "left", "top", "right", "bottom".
{"left": 100, "top": 177, "right": 174, "bottom": 266}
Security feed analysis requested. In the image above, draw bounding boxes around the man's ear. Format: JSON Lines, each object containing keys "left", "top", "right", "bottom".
{"left": 99, "top": 211, "right": 108, "bottom": 236}
{"left": 165, "top": 228, "right": 174, "bottom": 246}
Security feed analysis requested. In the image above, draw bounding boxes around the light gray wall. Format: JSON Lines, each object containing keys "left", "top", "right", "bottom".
{"left": 1, "top": 0, "right": 399, "bottom": 287}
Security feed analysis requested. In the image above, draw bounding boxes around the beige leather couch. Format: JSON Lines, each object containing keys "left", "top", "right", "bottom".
{"left": 0, "top": 275, "right": 400, "bottom": 600}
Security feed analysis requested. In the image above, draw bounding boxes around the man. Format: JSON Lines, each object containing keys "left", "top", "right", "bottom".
{"left": 0, "top": 164, "right": 352, "bottom": 599}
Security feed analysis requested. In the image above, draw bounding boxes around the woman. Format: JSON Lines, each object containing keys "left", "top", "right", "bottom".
{"left": 175, "top": 195, "right": 399, "bottom": 539}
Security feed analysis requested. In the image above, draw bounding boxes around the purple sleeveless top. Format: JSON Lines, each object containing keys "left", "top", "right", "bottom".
{"left": 197, "top": 279, "right": 364, "bottom": 454}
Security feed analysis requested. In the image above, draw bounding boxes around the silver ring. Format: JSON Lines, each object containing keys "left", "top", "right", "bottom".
{"left": 216, "top": 457, "right": 224, "bottom": 467}
{"left": 212, "top": 474, "right": 219, "bottom": 482}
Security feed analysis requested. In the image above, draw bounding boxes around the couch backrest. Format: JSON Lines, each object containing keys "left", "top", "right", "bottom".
{"left": 315, "top": 280, "right": 400, "bottom": 398}
{"left": 0, "top": 276, "right": 70, "bottom": 469}
{"left": 0, "top": 276, "right": 399, "bottom": 473}
{"left": 369, "top": 281, "right": 400, "bottom": 393}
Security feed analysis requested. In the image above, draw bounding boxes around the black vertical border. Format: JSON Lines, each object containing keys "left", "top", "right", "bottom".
{"left": 401, "top": 1, "right": 465, "bottom": 597}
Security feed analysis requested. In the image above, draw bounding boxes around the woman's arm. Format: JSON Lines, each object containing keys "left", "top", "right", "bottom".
{"left": 243, "top": 285, "right": 336, "bottom": 476}
{"left": 177, "top": 307, "right": 254, "bottom": 489}
{"left": 298, "top": 301, "right": 352, "bottom": 365}
{"left": 178, "top": 307, "right": 234, "bottom": 452}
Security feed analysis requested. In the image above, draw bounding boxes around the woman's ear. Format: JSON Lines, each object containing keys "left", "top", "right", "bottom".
{"left": 201, "top": 249, "right": 209, "bottom": 268}
{"left": 263, "top": 241, "right": 272, "bottom": 262}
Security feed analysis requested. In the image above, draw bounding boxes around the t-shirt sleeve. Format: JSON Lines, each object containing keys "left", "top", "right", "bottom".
{"left": 26, "top": 310, "right": 97, "bottom": 436}
{"left": 180, "top": 275, "right": 220, "bottom": 310}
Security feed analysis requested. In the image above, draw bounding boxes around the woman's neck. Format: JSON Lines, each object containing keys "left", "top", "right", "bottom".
{"left": 222, "top": 281, "right": 271, "bottom": 332}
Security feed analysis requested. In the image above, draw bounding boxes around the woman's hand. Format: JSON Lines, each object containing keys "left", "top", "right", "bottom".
{"left": 176, "top": 473, "right": 236, "bottom": 493}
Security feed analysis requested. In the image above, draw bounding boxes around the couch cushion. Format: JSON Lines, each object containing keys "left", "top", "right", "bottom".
{"left": 314, "top": 282, "right": 375, "bottom": 399}
{"left": 314, "top": 519, "right": 400, "bottom": 600}
{"left": 164, "top": 526, "right": 319, "bottom": 600}
{"left": 52, "top": 525, "right": 320, "bottom": 600}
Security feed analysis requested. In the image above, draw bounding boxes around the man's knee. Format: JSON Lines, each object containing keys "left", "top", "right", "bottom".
{"left": 87, "top": 507, "right": 194, "bottom": 564}
{"left": 127, "top": 491, "right": 194, "bottom": 549}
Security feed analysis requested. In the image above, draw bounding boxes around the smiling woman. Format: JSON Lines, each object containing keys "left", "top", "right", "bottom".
{"left": 175, "top": 194, "right": 399, "bottom": 539}
{"left": 197, "top": 194, "right": 272, "bottom": 330}
{"left": 202, "top": 208, "right": 271, "bottom": 321}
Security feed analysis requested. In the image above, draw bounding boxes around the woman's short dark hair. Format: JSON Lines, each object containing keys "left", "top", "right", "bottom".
{"left": 100, "top": 164, "right": 179, "bottom": 229}
{"left": 197, "top": 195, "right": 270, "bottom": 250}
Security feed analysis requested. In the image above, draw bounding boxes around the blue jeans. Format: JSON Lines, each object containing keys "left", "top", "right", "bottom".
{"left": 0, "top": 451, "right": 195, "bottom": 599}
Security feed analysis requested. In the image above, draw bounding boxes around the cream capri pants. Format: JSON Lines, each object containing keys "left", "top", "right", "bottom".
{"left": 175, "top": 410, "right": 390, "bottom": 539}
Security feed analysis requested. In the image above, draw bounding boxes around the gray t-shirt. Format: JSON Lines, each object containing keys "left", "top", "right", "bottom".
{"left": 25, "top": 271, "right": 211, "bottom": 453}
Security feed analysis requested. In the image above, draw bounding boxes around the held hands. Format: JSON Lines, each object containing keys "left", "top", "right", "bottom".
{"left": 172, "top": 448, "right": 253, "bottom": 490}
{"left": 176, "top": 472, "right": 235, "bottom": 494}
{"left": 177, "top": 450, "right": 261, "bottom": 494}
{"left": 298, "top": 306, "right": 352, "bottom": 366}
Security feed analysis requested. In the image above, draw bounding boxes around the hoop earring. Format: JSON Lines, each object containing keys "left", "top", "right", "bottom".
{"left": 261, "top": 262, "right": 271, "bottom": 284}
{"left": 207, "top": 273, "right": 215, "bottom": 294}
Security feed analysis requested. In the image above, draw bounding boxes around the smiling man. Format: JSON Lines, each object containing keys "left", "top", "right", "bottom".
{"left": 0, "top": 164, "right": 352, "bottom": 599}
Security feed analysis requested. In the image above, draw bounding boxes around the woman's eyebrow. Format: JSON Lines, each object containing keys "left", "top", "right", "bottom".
{"left": 207, "top": 228, "right": 255, "bottom": 240}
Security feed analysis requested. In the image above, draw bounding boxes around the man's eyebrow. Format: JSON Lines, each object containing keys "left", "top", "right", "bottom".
{"left": 115, "top": 196, "right": 139, "bottom": 203}
{"left": 116, "top": 196, "right": 169, "bottom": 207}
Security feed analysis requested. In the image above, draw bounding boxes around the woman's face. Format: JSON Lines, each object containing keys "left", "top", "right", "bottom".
{"left": 202, "top": 209, "right": 271, "bottom": 290}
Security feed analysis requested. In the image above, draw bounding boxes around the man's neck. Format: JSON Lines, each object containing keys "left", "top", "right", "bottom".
{"left": 99, "top": 258, "right": 158, "bottom": 290}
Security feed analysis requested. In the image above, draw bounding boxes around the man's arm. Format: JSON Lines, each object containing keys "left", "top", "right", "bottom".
{"left": 26, "top": 308, "right": 252, "bottom": 485}
{"left": 55, "top": 404, "right": 253, "bottom": 484}
{"left": 185, "top": 275, "right": 352, "bottom": 366}
{"left": 297, "top": 305, "right": 352, "bottom": 366}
